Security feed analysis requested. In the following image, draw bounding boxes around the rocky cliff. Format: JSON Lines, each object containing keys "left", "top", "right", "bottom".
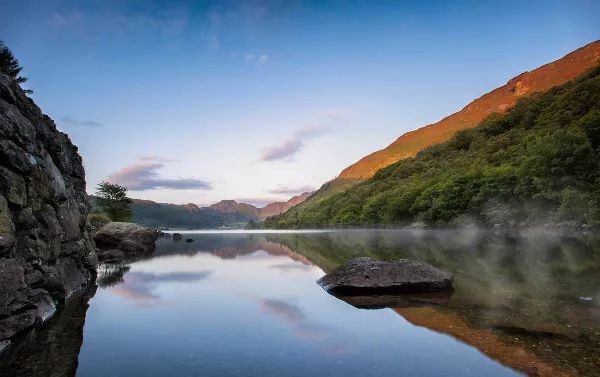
{"left": 0, "top": 74, "right": 97, "bottom": 344}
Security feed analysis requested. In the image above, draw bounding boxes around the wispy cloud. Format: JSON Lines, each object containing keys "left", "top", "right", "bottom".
{"left": 234, "top": 197, "right": 281, "bottom": 207}
{"left": 61, "top": 116, "right": 101, "bottom": 127}
{"left": 259, "top": 126, "right": 328, "bottom": 162}
{"left": 268, "top": 185, "right": 314, "bottom": 195}
{"left": 107, "top": 159, "right": 212, "bottom": 191}
{"left": 245, "top": 53, "right": 272, "bottom": 66}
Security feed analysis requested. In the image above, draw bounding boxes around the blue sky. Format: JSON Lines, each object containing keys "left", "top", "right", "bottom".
{"left": 1, "top": 0, "right": 598, "bottom": 206}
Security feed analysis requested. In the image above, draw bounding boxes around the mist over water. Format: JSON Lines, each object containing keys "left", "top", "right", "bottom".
{"left": 2, "top": 229, "right": 599, "bottom": 376}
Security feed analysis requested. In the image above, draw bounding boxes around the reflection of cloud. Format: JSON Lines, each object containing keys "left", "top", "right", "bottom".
{"left": 107, "top": 161, "right": 212, "bottom": 191}
{"left": 110, "top": 271, "right": 211, "bottom": 307}
{"left": 259, "top": 298, "right": 325, "bottom": 339}
{"left": 259, "top": 126, "right": 328, "bottom": 162}
{"left": 270, "top": 263, "right": 312, "bottom": 272}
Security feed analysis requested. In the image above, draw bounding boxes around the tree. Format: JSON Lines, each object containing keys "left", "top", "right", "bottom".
{"left": 95, "top": 181, "right": 133, "bottom": 222}
{"left": 0, "top": 40, "right": 28, "bottom": 84}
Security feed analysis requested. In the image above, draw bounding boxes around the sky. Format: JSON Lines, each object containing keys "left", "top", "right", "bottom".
{"left": 1, "top": 0, "right": 599, "bottom": 206}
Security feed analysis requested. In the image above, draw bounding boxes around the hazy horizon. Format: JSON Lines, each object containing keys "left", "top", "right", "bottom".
{"left": 1, "top": 0, "right": 599, "bottom": 205}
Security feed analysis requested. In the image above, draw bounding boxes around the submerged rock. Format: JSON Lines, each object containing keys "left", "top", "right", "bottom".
{"left": 317, "top": 257, "right": 453, "bottom": 293}
{"left": 185, "top": 238, "right": 194, "bottom": 243}
{"left": 94, "top": 222, "right": 158, "bottom": 259}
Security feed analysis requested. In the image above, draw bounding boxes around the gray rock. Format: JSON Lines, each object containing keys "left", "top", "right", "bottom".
{"left": 172, "top": 232, "right": 183, "bottom": 241}
{"left": 317, "top": 257, "right": 453, "bottom": 293}
{"left": 0, "top": 340, "right": 10, "bottom": 355}
{"left": 0, "top": 73, "right": 96, "bottom": 341}
{"left": 94, "top": 222, "right": 158, "bottom": 258}
{"left": 97, "top": 249, "right": 125, "bottom": 263}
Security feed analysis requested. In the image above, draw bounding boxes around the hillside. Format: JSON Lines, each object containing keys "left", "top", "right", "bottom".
{"left": 300, "top": 41, "right": 600, "bottom": 208}
{"left": 264, "top": 64, "right": 600, "bottom": 228}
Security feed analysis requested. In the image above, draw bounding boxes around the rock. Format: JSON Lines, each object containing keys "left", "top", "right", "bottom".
{"left": 97, "top": 249, "right": 124, "bottom": 264}
{"left": 94, "top": 222, "right": 158, "bottom": 259}
{"left": 0, "top": 73, "right": 96, "bottom": 342}
{"left": 317, "top": 257, "right": 453, "bottom": 293}
{"left": 172, "top": 232, "right": 183, "bottom": 241}
{"left": 185, "top": 238, "right": 194, "bottom": 243}
{"left": 0, "top": 340, "right": 10, "bottom": 355}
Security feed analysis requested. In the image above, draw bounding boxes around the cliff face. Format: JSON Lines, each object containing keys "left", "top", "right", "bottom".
{"left": 0, "top": 74, "right": 97, "bottom": 343}
{"left": 338, "top": 40, "right": 600, "bottom": 181}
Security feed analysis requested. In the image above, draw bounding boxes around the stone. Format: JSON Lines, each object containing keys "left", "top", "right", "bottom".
{"left": 0, "top": 195, "right": 15, "bottom": 251}
{"left": 97, "top": 249, "right": 124, "bottom": 264}
{"left": 94, "top": 222, "right": 158, "bottom": 258}
{"left": 172, "top": 232, "right": 183, "bottom": 241}
{"left": 185, "top": 238, "right": 194, "bottom": 243}
{"left": 317, "top": 257, "right": 453, "bottom": 293}
{"left": 0, "top": 340, "right": 10, "bottom": 355}
{"left": 0, "top": 73, "right": 96, "bottom": 342}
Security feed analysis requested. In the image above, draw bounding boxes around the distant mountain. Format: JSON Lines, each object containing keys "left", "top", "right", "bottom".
{"left": 299, "top": 40, "right": 600, "bottom": 208}
{"left": 130, "top": 199, "right": 251, "bottom": 229}
{"left": 210, "top": 192, "right": 313, "bottom": 220}
{"left": 90, "top": 195, "right": 251, "bottom": 229}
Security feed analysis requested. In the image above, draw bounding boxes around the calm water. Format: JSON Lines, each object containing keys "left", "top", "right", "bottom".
{"left": 2, "top": 229, "right": 600, "bottom": 376}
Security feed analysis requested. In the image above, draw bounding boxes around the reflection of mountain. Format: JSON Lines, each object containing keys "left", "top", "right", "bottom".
{"left": 265, "top": 230, "right": 600, "bottom": 377}
{"left": 0, "top": 286, "right": 96, "bottom": 377}
{"left": 154, "top": 234, "right": 314, "bottom": 266}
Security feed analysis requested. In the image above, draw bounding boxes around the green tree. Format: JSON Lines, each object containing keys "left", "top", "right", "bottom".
{"left": 0, "top": 40, "right": 28, "bottom": 84}
{"left": 95, "top": 181, "right": 133, "bottom": 222}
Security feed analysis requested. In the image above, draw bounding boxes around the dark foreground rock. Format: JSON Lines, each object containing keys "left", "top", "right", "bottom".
{"left": 0, "top": 74, "right": 96, "bottom": 343}
{"left": 317, "top": 257, "right": 453, "bottom": 293}
{"left": 172, "top": 232, "right": 183, "bottom": 241}
{"left": 94, "top": 222, "right": 158, "bottom": 261}
{"left": 0, "top": 285, "right": 96, "bottom": 377}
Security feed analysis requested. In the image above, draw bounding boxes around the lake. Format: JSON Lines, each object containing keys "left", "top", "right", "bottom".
{"left": 1, "top": 229, "right": 599, "bottom": 376}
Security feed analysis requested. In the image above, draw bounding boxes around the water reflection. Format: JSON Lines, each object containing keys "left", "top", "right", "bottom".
{"left": 0, "top": 285, "right": 96, "bottom": 377}
{"left": 2, "top": 229, "right": 598, "bottom": 376}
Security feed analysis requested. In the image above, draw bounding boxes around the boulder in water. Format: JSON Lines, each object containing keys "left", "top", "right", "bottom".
{"left": 317, "top": 257, "right": 453, "bottom": 293}
{"left": 94, "top": 222, "right": 158, "bottom": 259}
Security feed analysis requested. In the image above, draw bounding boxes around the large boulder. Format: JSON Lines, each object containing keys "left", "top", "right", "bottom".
{"left": 94, "top": 222, "right": 158, "bottom": 261}
{"left": 0, "top": 73, "right": 96, "bottom": 343}
{"left": 317, "top": 257, "right": 453, "bottom": 293}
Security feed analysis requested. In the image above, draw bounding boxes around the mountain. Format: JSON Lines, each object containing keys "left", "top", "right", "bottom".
{"left": 265, "top": 59, "right": 600, "bottom": 227}
{"left": 301, "top": 41, "right": 600, "bottom": 207}
{"left": 130, "top": 199, "right": 252, "bottom": 229}
{"left": 209, "top": 200, "right": 260, "bottom": 219}
{"left": 210, "top": 192, "right": 313, "bottom": 220}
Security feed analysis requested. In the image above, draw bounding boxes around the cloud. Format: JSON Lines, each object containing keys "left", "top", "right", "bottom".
{"left": 268, "top": 185, "right": 315, "bottom": 196}
{"left": 245, "top": 52, "right": 272, "bottom": 66}
{"left": 107, "top": 160, "right": 212, "bottom": 191}
{"left": 234, "top": 197, "right": 281, "bottom": 208}
{"left": 61, "top": 116, "right": 101, "bottom": 127}
{"left": 259, "top": 126, "right": 328, "bottom": 162}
